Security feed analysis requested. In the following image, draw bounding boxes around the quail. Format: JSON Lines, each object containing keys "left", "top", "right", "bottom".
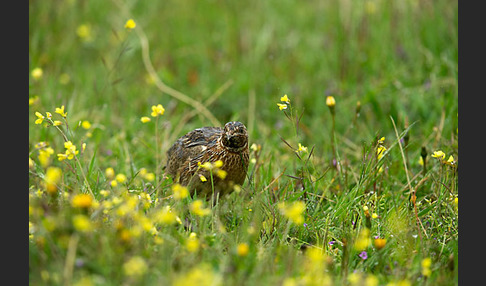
{"left": 166, "top": 121, "right": 250, "bottom": 199}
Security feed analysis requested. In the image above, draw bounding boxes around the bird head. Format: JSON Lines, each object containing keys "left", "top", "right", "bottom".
{"left": 221, "top": 121, "right": 248, "bottom": 152}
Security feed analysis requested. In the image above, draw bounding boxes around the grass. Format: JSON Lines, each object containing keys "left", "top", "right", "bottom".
{"left": 29, "top": 0, "right": 458, "bottom": 285}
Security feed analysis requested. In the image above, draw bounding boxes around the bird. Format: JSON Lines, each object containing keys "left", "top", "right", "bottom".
{"left": 165, "top": 121, "right": 250, "bottom": 200}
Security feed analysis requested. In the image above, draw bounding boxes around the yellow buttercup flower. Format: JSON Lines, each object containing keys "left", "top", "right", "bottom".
{"left": 215, "top": 169, "right": 227, "bottom": 180}
{"left": 373, "top": 238, "right": 387, "bottom": 250}
{"left": 151, "top": 104, "right": 165, "bottom": 117}
{"left": 34, "top": 112, "right": 45, "bottom": 124}
{"left": 140, "top": 116, "right": 151, "bottom": 123}
{"left": 152, "top": 205, "right": 178, "bottom": 225}
{"left": 354, "top": 228, "right": 371, "bottom": 251}
{"left": 123, "top": 256, "right": 147, "bottom": 278}
{"left": 421, "top": 257, "right": 432, "bottom": 277}
{"left": 186, "top": 232, "right": 200, "bottom": 252}
{"left": 199, "top": 174, "right": 207, "bottom": 182}
{"left": 105, "top": 167, "right": 115, "bottom": 179}
{"left": 71, "top": 194, "right": 93, "bottom": 209}
{"left": 376, "top": 146, "right": 387, "bottom": 160}
{"left": 277, "top": 103, "right": 288, "bottom": 111}
{"left": 189, "top": 200, "right": 211, "bottom": 217}
{"left": 280, "top": 94, "right": 290, "bottom": 104}
{"left": 278, "top": 201, "right": 306, "bottom": 224}
{"left": 38, "top": 147, "right": 54, "bottom": 167}
{"left": 63, "top": 141, "right": 79, "bottom": 159}
{"left": 172, "top": 184, "right": 189, "bottom": 200}
{"left": 31, "top": 67, "right": 43, "bottom": 80}
{"left": 115, "top": 173, "right": 127, "bottom": 183}
{"left": 213, "top": 160, "right": 224, "bottom": 168}
{"left": 297, "top": 143, "right": 308, "bottom": 153}
{"left": 72, "top": 214, "right": 93, "bottom": 232}
{"left": 326, "top": 96, "right": 336, "bottom": 107}
{"left": 44, "top": 167, "right": 62, "bottom": 194}
{"left": 431, "top": 150, "right": 445, "bottom": 160}
{"left": 76, "top": 24, "right": 92, "bottom": 41}
{"left": 29, "top": 96, "right": 39, "bottom": 106}
{"left": 236, "top": 243, "right": 250, "bottom": 257}
{"left": 124, "top": 19, "right": 137, "bottom": 30}
{"left": 446, "top": 155, "right": 456, "bottom": 166}
{"left": 81, "top": 120, "right": 91, "bottom": 129}
{"left": 55, "top": 106, "right": 67, "bottom": 118}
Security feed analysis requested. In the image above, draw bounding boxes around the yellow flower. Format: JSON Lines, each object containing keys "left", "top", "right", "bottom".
{"left": 55, "top": 106, "right": 67, "bottom": 118}
{"left": 38, "top": 147, "right": 54, "bottom": 168}
{"left": 236, "top": 243, "right": 250, "bottom": 257}
{"left": 190, "top": 200, "right": 211, "bottom": 217}
{"left": 172, "top": 184, "right": 189, "bottom": 200}
{"left": 431, "top": 150, "right": 445, "bottom": 160}
{"left": 354, "top": 228, "right": 371, "bottom": 251}
{"left": 81, "top": 120, "right": 91, "bottom": 129}
{"left": 371, "top": 213, "right": 378, "bottom": 219}
{"left": 250, "top": 143, "right": 261, "bottom": 152}
{"left": 373, "top": 238, "right": 387, "bottom": 250}
{"left": 213, "top": 160, "right": 224, "bottom": 168}
{"left": 140, "top": 116, "right": 151, "bottom": 123}
{"left": 34, "top": 112, "right": 45, "bottom": 124}
{"left": 278, "top": 201, "right": 306, "bottom": 224}
{"left": 29, "top": 96, "right": 39, "bottom": 105}
{"left": 446, "top": 155, "right": 456, "bottom": 166}
{"left": 421, "top": 257, "right": 432, "bottom": 277}
{"left": 105, "top": 167, "right": 115, "bottom": 179}
{"left": 124, "top": 19, "right": 137, "bottom": 30}
{"left": 63, "top": 141, "right": 79, "bottom": 160}
{"left": 115, "top": 173, "right": 127, "bottom": 183}
{"left": 365, "top": 275, "right": 379, "bottom": 286}
{"left": 151, "top": 104, "right": 165, "bottom": 117}
{"left": 376, "top": 146, "right": 387, "bottom": 160}
{"left": 44, "top": 167, "right": 62, "bottom": 194}
{"left": 280, "top": 94, "right": 290, "bottom": 104}
{"left": 215, "top": 169, "right": 227, "bottom": 180}
{"left": 57, "top": 153, "right": 68, "bottom": 161}
{"left": 72, "top": 214, "right": 93, "bottom": 232}
{"left": 71, "top": 194, "right": 93, "bottom": 208}
{"left": 277, "top": 103, "right": 288, "bottom": 111}
{"left": 378, "top": 137, "right": 385, "bottom": 144}
{"left": 45, "top": 112, "right": 52, "bottom": 119}
{"left": 100, "top": 190, "right": 110, "bottom": 197}
{"left": 297, "top": 143, "right": 308, "bottom": 153}
{"left": 152, "top": 205, "right": 178, "bottom": 225}
{"left": 186, "top": 232, "right": 200, "bottom": 252}
{"left": 326, "top": 96, "right": 336, "bottom": 107}
{"left": 76, "top": 24, "right": 92, "bottom": 41}
{"left": 123, "top": 256, "right": 147, "bottom": 278}
{"left": 198, "top": 161, "right": 213, "bottom": 170}
{"left": 199, "top": 174, "right": 207, "bottom": 182}
{"left": 144, "top": 172, "right": 155, "bottom": 182}
{"left": 418, "top": 156, "right": 424, "bottom": 166}
{"left": 31, "top": 67, "right": 43, "bottom": 80}
{"left": 53, "top": 121, "right": 62, "bottom": 126}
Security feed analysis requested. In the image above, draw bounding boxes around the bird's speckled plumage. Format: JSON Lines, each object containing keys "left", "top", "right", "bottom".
{"left": 166, "top": 121, "right": 250, "bottom": 199}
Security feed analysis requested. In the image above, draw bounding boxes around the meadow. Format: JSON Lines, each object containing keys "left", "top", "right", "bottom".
{"left": 29, "top": 0, "right": 458, "bottom": 285}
